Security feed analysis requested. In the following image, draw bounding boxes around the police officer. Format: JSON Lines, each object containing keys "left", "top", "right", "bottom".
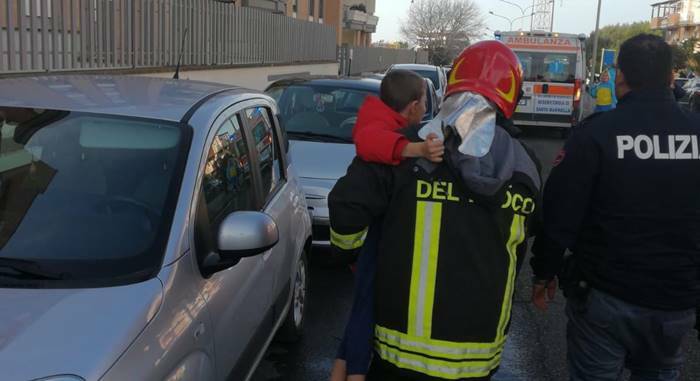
{"left": 329, "top": 41, "right": 541, "bottom": 380}
{"left": 531, "top": 34, "right": 700, "bottom": 380}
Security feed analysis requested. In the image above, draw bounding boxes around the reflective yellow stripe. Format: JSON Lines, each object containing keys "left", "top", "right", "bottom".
{"left": 408, "top": 201, "right": 442, "bottom": 339}
{"left": 330, "top": 227, "right": 368, "bottom": 250}
{"left": 376, "top": 341, "right": 501, "bottom": 380}
{"left": 375, "top": 325, "right": 505, "bottom": 360}
{"left": 496, "top": 214, "right": 527, "bottom": 342}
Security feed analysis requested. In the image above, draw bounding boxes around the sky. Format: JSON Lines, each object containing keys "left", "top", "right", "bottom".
{"left": 374, "top": 0, "right": 659, "bottom": 42}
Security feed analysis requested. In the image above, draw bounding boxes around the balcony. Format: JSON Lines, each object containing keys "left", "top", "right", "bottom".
{"left": 344, "top": 9, "right": 379, "bottom": 33}
{"left": 364, "top": 15, "right": 379, "bottom": 32}
{"left": 345, "top": 9, "right": 368, "bottom": 30}
{"left": 651, "top": 0, "right": 683, "bottom": 29}
{"left": 241, "top": 0, "right": 287, "bottom": 13}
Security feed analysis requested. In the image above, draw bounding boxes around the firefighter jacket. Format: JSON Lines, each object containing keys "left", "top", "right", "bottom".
{"left": 328, "top": 126, "right": 541, "bottom": 380}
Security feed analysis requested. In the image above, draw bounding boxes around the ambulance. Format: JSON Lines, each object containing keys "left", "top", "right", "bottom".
{"left": 495, "top": 31, "right": 588, "bottom": 132}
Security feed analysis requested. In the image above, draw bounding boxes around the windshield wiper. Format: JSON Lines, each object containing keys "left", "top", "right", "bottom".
{"left": 287, "top": 131, "right": 352, "bottom": 143}
{"left": 0, "top": 257, "right": 65, "bottom": 280}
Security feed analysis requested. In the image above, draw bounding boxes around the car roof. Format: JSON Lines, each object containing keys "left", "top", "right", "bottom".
{"left": 267, "top": 76, "right": 381, "bottom": 92}
{"left": 0, "top": 75, "right": 260, "bottom": 122}
{"left": 390, "top": 64, "right": 439, "bottom": 72}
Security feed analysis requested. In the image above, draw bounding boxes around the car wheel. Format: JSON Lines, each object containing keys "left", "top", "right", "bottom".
{"left": 277, "top": 250, "right": 309, "bottom": 343}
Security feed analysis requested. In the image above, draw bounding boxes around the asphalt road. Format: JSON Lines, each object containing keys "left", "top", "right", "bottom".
{"left": 252, "top": 128, "right": 700, "bottom": 381}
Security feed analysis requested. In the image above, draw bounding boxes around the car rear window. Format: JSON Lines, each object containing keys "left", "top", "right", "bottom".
{"left": 267, "top": 84, "right": 376, "bottom": 142}
{"left": 413, "top": 69, "right": 441, "bottom": 90}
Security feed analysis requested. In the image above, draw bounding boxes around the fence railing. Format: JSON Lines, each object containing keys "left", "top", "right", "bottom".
{"left": 0, "top": 0, "right": 337, "bottom": 74}
{"left": 339, "top": 45, "right": 430, "bottom": 75}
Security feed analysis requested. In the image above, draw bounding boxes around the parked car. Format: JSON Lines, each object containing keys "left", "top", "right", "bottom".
{"left": 362, "top": 73, "right": 440, "bottom": 125}
{"left": 387, "top": 63, "right": 448, "bottom": 102}
{"left": 0, "top": 76, "right": 312, "bottom": 381}
{"left": 265, "top": 76, "right": 438, "bottom": 247}
{"left": 675, "top": 77, "right": 690, "bottom": 90}
{"left": 678, "top": 77, "right": 700, "bottom": 112}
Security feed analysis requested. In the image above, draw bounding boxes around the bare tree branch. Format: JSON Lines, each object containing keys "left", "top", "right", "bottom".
{"left": 400, "top": 0, "right": 486, "bottom": 65}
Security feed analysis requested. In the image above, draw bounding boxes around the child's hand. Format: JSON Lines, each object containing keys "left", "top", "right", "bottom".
{"left": 423, "top": 133, "right": 444, "bottom": 163}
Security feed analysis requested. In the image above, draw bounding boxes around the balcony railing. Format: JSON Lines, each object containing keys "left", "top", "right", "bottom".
{"left": 344, "top": 9, "right": 378, "bottom": 32}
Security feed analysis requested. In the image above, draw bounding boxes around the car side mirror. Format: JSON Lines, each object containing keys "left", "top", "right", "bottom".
{"left": 217, "top": 211, "right": 279, "bottom": 260}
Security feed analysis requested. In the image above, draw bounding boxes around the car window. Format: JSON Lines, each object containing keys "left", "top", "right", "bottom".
{"left": 268, "top": 84, "right": 375, "bottom": 142}
{"left": 0, "top": 107, "right": 187, "bottom": 284}
{"left": 423, "top": 82, "right": 434, "bottom": 121}
{"left": 198, "top": 116, "right": 255, "bottom": 247}
{"left": 516, "top": 52, "right": 577, "bottom": 83}
{"left": 413, "top": 69, "right": 441, "bottom": 90}
{"left": 266, "top": 87, "right": 285, "bottom": 103}
{"left": 241, "top": 107, "right": 281, "bottom": 203}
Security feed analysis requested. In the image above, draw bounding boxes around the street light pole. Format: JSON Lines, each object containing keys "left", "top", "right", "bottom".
{"left": 489, "top": 11, "right": 515, "bottom": 31}
{"left": 591, "top": 0, "right": 603, "bottom": 73}
{"left": 513, "top": 13, "right": 536, "bottom": 30}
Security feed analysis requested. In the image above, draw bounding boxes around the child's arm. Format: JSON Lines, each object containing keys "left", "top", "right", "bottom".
{"left": 354, "top": 122, "right": 444, "bottom": 165}
{"left": 401, "top": 134, "right": 444, "bottom": 163}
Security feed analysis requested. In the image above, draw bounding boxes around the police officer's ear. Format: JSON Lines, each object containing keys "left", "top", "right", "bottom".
{"left": 615, "top": 70, "right": 631, "bottom": 99}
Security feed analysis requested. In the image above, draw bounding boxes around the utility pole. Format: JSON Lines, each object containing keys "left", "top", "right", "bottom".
{"left": 550, "top": 1, "right": 555, "bottom": 32}
{"left": 591, "top": 0, "right": 603, "bottom": 74}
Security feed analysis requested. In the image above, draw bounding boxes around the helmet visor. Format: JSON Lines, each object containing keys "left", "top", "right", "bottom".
{"left": 418, "top": 92, "right": 496, "bottom": 158}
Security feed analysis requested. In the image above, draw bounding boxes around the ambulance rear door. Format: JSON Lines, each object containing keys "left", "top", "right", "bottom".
{"left": 514, "top": 49, "right": 579, "bottom": 128}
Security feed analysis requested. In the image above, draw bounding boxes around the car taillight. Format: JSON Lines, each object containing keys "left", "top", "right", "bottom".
{"left": 573, "top": 79, "right": 582, "bottom": 102}
{"left": 572, "top": 79, "right": 582, "bottom": 126}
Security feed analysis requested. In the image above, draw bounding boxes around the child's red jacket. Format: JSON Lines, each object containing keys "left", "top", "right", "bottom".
{"left": 352, "top": 96, "right": 409, "bottom": 165}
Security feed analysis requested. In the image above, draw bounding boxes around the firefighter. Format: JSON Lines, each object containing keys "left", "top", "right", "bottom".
{"left": 531, "top": 34, "right": 700, "bottom": 380}
{"left": 328, "top": 41, "right": 541, "bottom": 380}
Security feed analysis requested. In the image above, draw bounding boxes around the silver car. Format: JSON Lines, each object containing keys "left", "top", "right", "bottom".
{"left": 0, "top": 76, "right": 312, "bottom": 381}
{"left": 388, "top": 63, "right": 448, "bottom": 103}
{"left": 265, "top": 77, "right": 438, "bottom": 248}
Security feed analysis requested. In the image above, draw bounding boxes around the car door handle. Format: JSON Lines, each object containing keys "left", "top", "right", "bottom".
{"left": 194, "top": 323, "right": 206, "bottom": 341}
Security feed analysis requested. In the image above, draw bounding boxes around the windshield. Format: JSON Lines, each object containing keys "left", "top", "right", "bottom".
{"left": 414, "top": 69, "right": 441, "bottom": 90}
{"left": 516, "top": 52, "right": 577, "bottom": 83}
{"left": 267, "top": 84, "right": 376, "bottom": 142}
{"left": 0, "top": 107, "right": 187, "bottom": 286}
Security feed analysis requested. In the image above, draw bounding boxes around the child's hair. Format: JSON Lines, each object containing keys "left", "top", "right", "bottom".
{"left": 380, "top": 70, "right": 425, "bottom": 113}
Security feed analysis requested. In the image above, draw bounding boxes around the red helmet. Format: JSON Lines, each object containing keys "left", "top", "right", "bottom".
{"left": 446, "top": 40, "right": 523, "bottom": 119}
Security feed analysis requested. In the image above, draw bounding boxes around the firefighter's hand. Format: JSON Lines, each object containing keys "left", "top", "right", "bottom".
{"left": 532, "top": 278, "right": 558, "bottom": 312}
{"left": 423, "top": 133, "right": 444, "bottom": 163}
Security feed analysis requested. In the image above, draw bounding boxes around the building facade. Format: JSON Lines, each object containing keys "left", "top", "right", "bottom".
{"left": 276, "top": 0, "right": 378, "bottom": 47}
{"left": 651, "top": 0, "right": 700, "bottom": 43}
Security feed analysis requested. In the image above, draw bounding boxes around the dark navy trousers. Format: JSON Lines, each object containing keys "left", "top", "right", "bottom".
{"left": 336, "top": 224, "right": 380, "bottom": 375}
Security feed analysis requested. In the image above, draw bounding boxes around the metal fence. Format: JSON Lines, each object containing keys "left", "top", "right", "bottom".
{"left": 0, "top": 0, "right": 337, "bottom": 74}
{"left": 338, "top": 45, "right": 430, "bottom": 75}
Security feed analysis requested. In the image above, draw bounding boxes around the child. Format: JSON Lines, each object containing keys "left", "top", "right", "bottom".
{"left": 590, "top": 70, "right": 616, "bottom": 113}
{"left": 330, "top": 70, "right": 443, "bottom": 381}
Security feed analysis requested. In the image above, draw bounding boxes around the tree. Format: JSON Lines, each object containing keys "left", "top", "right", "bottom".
{"left": 679, "top": 38, "right": 700, "bottom": 73}
{"left": 672, "top": 44, "right": 689, "bottom": 71}
{"left": 586, "top": 21, "right": 662, "bottom": 72}
{"left": 400, "top": 0, "right": 485, "bottom": 66}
